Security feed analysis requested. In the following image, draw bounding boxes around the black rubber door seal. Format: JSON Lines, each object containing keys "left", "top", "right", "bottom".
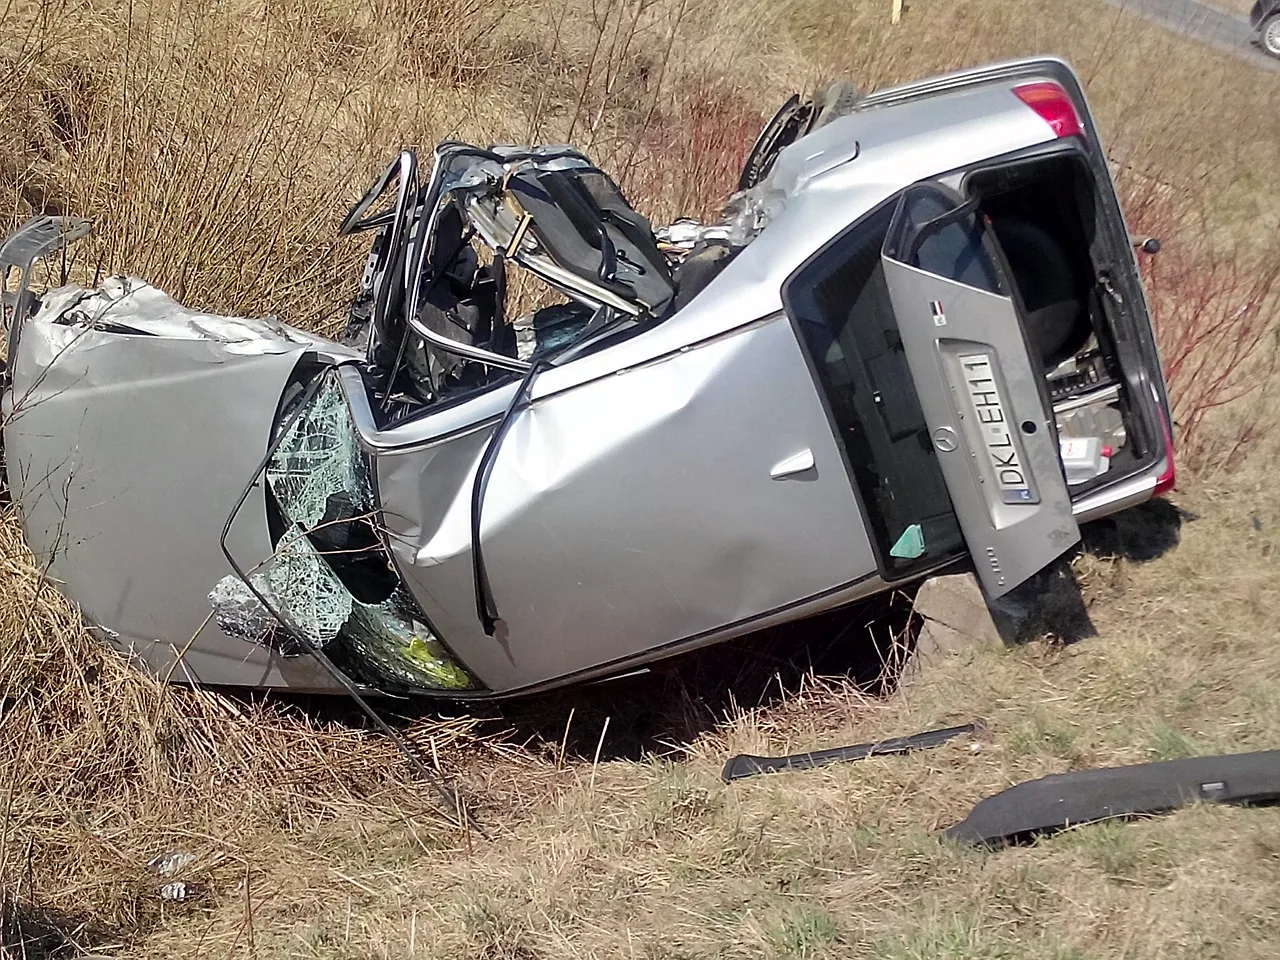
{"left": 722, "top": 722, "right": 981, "bottom": 783}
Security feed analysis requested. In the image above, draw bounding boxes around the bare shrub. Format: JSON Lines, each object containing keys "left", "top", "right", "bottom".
{"left": 1119, "top": 170, "right": 1280, "bottom": 469}
{"left": 619, "top": 72, "right": 759, "bottom": 223}
{"left": 2, "top": 0, "right": 523, "bottom": 332}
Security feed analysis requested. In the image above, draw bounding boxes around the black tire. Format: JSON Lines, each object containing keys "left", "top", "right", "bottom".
{"left": 737, "top": 95, "right": 807, "bottom": 192}
{"left": 736, "top": 80, "right": 862, "bottom": 192}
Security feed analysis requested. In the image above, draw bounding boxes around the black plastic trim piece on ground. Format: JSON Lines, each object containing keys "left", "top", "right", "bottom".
{"left": 946, "top": 749, "right": 1280, "bottom": 847}
{"left": 721, "top": 722, "right": 981, "bottom": 783}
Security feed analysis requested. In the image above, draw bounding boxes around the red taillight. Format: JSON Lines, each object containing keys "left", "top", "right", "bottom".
{"left": 1013, "top": 82, "right": 1084, "bottom": 139}
{"left": 1154, "top": 414, "right": 1176, "bottom": 495}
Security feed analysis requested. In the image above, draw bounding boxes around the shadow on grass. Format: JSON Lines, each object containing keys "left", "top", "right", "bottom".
{"left": 1081, "top": 495, "right": 1186, "bottom": 561}
{"left": 467, "top": 586, "right": 923, "bottom": 762}
{"left": 266, "top": 586, "right": 923, "bottom": 763}
{"left": 1, "top": 899, "right": 120, "bottom": 960}
{"left": 992, "top": 497, "right": 1186, "bottom": 647}
{"left": 257, "top": 499, "right": 1186, "bottom": 763}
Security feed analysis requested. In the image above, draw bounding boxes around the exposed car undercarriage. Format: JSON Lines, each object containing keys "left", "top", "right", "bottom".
{"left": 340, "top": 134, "right": 1140, "bottom": 499}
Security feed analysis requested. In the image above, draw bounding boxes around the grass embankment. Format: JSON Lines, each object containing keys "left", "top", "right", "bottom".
{"left": 1, "top": 0, "right": 1279, "bottom": 955}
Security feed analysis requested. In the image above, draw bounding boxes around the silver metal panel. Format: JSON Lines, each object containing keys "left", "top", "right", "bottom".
{"left": 880, "top": 261, "right": 1079, "bottom": 596}
{"left": 856, "top": 56, "right": 1077, "bottom": 110}
{"left": 465, "top": 570, "right": 895, "bottom": 698}
{"left": 1072, "top": 472, "right": 1158, "bottom": 524}
{"left": 3, "top": 288, "right": 341, "bottom": 692}
{"left": 377, "top": 315, "right": 878, "bottom": 692}
{"left": 333, "top": 76, "right": 1061, "bottom": 454}
{"left": 529, "top": 81, "right": 1057, "bottom": 383}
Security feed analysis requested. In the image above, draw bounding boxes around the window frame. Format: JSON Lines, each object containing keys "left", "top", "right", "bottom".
{"left": 780, "top": 194, "right": 969, "bottom": 582}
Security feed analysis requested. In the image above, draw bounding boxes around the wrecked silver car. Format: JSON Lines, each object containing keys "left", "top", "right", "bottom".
{"left": 1, "top": 58, "right": 1175, "bottom": 698}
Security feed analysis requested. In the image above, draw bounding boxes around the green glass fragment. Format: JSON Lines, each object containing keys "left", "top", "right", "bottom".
{"left": 890, "top": 523, "right": 925, "bottom": 559}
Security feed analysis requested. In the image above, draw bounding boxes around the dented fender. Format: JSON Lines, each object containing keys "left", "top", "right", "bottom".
{"left": 2, "top": 278, "right": 343, "bottom": 691}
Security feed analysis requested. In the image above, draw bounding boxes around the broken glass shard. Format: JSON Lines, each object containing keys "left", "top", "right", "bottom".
{"left": 210, "top": 368, "right": 475, "bottom": 690}
{"left": 208, "top": 526, "right": 352, "bottom": 654}
{"left": 208, "top": 575, "right": 277, "bottom": 648}
{"left": 267, "top": 374, "right": 368, "bottom": 528}
{"left": 344, "top": 589, "right": 473, "bottom": 690}
{"left": 890, "top": 523, "right": 925, "bottom": 559}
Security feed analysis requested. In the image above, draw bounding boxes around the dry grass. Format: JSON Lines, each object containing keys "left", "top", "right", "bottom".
{"left": 0, "top": 518, "right": 487, "bottom": 957}
{"left": 111, "top": 456, "right": 1280, "bottom": 959}
{"left": 2, "top": 0, "right": 1280, "bottom": 956}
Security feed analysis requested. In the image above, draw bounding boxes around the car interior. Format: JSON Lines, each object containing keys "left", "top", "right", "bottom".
{"left": 965, "top": 150, "right": 1155, "bottom": 492}
{"left": 346, "top": 154, "right": 690, "bottom": 425}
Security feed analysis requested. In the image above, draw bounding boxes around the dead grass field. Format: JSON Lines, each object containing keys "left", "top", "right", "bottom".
{"left": 41, "top": 457, "right": 1273, "bottom": 960}
{"left": 2, "top": 0, "right": 1280, "bottom": 956}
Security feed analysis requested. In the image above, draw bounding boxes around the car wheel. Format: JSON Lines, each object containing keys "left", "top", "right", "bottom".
{"left": 737, "top": 94, "right": 808, "bottom": 191}
{"left": 1264, "top": 15, "right": 1280, "bottom": 57}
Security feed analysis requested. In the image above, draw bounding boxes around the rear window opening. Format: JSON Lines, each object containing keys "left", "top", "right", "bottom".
{"left": 966, "top": 152, "right": 1158, "bottom": 495}
{"left": 785, "top": 201, "right": 967, "bottom": 580}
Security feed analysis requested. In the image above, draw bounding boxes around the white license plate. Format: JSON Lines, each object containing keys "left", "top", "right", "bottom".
{"left": 959, "top": 353, "right": 1037, "bottom": 505}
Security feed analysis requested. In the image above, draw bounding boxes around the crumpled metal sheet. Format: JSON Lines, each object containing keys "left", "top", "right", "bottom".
{"left": 33, "top": 277, "right": 308, "bottom": 355}
{"left": 2, "top": 279, "right": 344, "bottom": 691}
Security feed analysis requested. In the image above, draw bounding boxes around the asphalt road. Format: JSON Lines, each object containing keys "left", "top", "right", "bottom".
{"left": 1106, "top": 0, "right": 1279, "bottom": 71}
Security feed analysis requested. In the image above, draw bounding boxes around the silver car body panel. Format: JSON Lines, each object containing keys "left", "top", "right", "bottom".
{"left": 375, "top": 314, "right": 880, "bottom": 691}
{"left": 0, "top": 57, "right": 1176, "bottom": 697}
{"left": 2, "top": 280, "right": 349, "bottom": 691}
{"left": 881, "top": 262, "right": 1079, "bottom": 595}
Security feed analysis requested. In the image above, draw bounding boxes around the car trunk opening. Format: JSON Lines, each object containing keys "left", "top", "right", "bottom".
{"left": 788, "top": 156, "right": 1156, "bottom": 598}
{"left": 965, "top": 149, "right": 1164, "bottom": 498}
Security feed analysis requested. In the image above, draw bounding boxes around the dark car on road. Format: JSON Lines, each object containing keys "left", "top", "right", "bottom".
{"left": 1253, "top": 0, "right": 1280, "bottom": 57}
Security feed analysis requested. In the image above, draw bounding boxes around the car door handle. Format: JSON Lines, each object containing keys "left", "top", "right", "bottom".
{"left": 770, "top": 449, "right": 815, "bottom": 480}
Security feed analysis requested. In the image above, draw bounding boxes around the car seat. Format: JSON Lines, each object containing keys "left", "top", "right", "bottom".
{"left": 989, "top": 217, "right": 1092, "bottom": 367}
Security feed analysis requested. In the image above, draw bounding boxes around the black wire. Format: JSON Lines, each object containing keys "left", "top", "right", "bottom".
{"left": 218, "top": 369, "right": 487, "bottom": 838}
{"left": 905, "top": 194, "right": 982, "bottom": 263}
{"left": 490, "top": 252, "right": 506, "bottom": 335}
{"left": 471, "top": 358, "right": 547, "bottom": 637}
{"left": 466, "top": 305, "right": 629, "bottom": 636}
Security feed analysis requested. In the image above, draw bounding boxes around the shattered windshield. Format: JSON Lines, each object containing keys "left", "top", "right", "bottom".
{"left": 210, "top": 370, "right": 474, "bottom": 691}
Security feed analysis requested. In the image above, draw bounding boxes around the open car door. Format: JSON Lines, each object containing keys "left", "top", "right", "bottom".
{"left": 880, "top": 183, "right": 1080, "bottom": 597}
